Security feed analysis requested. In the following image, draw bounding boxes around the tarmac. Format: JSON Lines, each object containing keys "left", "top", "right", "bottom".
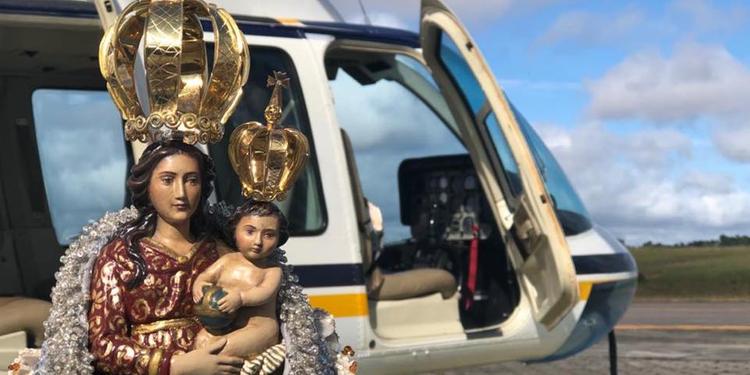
{"left": 421, "top": 302, "right": 750, "bottom": 374}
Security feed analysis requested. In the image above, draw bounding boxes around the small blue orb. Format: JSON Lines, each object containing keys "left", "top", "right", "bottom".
{"left": 194, "top": 285, "right": 237, "bottom": 334}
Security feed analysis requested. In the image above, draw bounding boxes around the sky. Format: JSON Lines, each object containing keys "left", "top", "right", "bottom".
{"left": 329, "top": 0, "right": 750, "bottom": 245}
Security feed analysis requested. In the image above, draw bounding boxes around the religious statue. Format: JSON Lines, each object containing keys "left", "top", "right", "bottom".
{"left": 9, "top": 1, "right": 353, "bottom": 374}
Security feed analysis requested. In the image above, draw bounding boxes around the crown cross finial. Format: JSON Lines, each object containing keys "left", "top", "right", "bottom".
{"left": 264, "top": 71, "right": 289, "bottom": 128}
{"left": 266, "top": 71, "right": 290, "bottom": 88}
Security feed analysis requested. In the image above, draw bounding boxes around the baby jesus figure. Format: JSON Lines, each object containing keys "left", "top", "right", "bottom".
{"left": 192, "top": 201, "right": 286, "bottom": 359}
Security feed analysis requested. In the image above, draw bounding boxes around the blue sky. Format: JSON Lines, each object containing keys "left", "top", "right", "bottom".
{"left": 333, "top": 0, "right": 750, "bottom": 245}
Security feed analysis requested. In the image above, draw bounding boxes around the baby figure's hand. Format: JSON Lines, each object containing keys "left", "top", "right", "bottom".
{"left": 218, "top": 290, "right": 243, "bottom": 314}
{"left": 192, "top": 282, "right": 209, "bottom": 303}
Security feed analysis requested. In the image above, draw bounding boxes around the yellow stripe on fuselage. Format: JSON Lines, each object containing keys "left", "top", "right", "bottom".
{"left": 578, "top": 282, "right": 593, "bottom": 301}
{"left": 308, "top": 280, "right": 606, "bottom": 317}
{"left": 277, "top": 18, "right": 303, "bottom": 26}
{"left": 308, "top": 293, "right": 369, "bottom": 318}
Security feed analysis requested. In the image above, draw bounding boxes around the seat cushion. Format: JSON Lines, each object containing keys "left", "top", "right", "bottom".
{"left": 0, "top": 297, "right": 51, "bottom": 347}
{"left": 368, "top": 268, "right": 457, "bottom": 301}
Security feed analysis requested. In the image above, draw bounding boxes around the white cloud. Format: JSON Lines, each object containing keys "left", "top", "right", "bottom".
{"left": 536, "top": 122, "right": 691, "bottom": 170}
{"left": 669, "top": 0, "right": 750, "bottom": 34}
{"left": 680, "top": 171, "right": 734, "bottom": 195}
{"left": 536, "top": 7, "right": 644, "bottom": 47}
{"left": 624, "top": 128, "right": 692, "bottom": 168}
{"left": 587, "top": 42, "right": 750, "bottom": 122}
{"left": 535, "top": 122, "right": 750, "bottom": 245}
{"left": 712, "top": 122, "right": 750, "bottom": 162}
{"left": 586, "top": 42, "right": 750, "bottom": 163}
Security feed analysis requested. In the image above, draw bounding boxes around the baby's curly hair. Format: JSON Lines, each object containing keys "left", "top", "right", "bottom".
{"left": 227, "top": 200, "right": 290, "bottom": 248}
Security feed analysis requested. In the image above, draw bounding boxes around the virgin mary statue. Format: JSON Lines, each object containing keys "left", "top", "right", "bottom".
{"left": 10, "top": 1, "right": 352, "bottom": 374}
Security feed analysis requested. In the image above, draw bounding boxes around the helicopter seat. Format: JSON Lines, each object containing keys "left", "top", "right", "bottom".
{"left": 366, "top": 268, "right": 462, "bottom": 339}
{"left": 367, "top": 276, "right": 462, "bottom": 339}
{"left": 0, "top": 297, "right": 50, "bottom": 347}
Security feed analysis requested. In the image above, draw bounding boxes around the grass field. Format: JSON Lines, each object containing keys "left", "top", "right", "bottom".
{"left": 631, "top": 245, "right": 750, "bottom": 300}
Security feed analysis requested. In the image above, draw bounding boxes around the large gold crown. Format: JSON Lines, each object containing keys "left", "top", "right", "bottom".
{"left": 99, "top": 0, "right": 249, "bottom": 144}
{"left": 229, "top": 72, "right": 309, "bottom": 202}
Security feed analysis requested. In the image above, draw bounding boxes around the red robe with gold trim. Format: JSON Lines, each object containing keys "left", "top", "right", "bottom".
{"left": 88, "top": 237, "right": 219, "bottom": 375}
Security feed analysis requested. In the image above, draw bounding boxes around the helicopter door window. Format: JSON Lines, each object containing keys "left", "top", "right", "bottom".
{"left": 483, "top": 112, "right": 523, "bottom": 197}
{"left": 31, "top": 89, "right": 128, "bottom": 245}
{"left": 437, "top": 34, "right": 485, "bottom": 114}
{"left": 437, "top": 33, "right": 523, "bottom": 202}
{"left": 328, "top": 58, "right": 466, "bottom": 242}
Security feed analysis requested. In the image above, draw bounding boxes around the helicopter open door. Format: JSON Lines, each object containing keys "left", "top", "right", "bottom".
{"left": 419, "top": 0, "right": 578, "bottom": 330}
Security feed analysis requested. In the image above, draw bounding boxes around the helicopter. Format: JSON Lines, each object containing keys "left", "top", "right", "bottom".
{"left": 0, "top": 0, "right": 637, "bottom": 373}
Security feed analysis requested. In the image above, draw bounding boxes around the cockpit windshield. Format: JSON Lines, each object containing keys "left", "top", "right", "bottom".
{"left": 511, "top": 105, "right": 593, "bottom": 236}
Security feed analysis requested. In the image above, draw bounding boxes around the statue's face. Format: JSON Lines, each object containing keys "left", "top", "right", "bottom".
{"left": 234, "top": 214, "right": 280, "bottom": 262}
{"left": 148, "top": 153, "right": 202, "bottom": 227}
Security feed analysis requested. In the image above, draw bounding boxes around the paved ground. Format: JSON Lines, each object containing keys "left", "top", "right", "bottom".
{"left": 421, "top": 302, "right": 750, "bottom": 374}
{"left": 423, "top": 330, "right": 750, "bottom": 375}
{"left": 618, "top": 302, "right": 750, "bottom": 327}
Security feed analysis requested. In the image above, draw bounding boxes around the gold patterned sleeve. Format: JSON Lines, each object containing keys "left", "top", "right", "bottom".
{"left": 88, "top": 241, "right": 173, "bottom": 375}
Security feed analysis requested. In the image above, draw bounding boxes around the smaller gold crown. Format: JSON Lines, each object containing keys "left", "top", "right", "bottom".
{"left": 228, "top": 72, "right": 309, "bottom": 201}
{"left": 99, "top": 0, "right": 249, "bottom": 144}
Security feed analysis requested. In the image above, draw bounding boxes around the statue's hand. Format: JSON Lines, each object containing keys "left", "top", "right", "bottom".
{"left": 170, "top": 338, "right": 243, "bottom": 375}
{"left": 192, "top": 282, "right": 209, "bottom": 303}
{"left": 217, "top": 290, "right": 243, "bottom": 313}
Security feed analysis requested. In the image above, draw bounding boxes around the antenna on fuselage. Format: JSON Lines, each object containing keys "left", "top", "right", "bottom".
{"left": 358, "top": 0, "right": 372, "bottom": 25}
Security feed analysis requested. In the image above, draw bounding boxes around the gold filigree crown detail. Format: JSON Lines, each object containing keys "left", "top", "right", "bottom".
{"left": 99, "top": 0, "right": 249, "bottom": 144}
{"left": 229, "top": 72, "right": 309, "bottom": 201}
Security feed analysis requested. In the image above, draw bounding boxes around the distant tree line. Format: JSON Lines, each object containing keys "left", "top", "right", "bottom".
{"left": 641, "top": 234, "right": 750, "bottom": 248}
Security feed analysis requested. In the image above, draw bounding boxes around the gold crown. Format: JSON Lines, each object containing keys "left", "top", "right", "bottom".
{"left": 99, "top": 0, "right": 249, "bottom": 144}
{"left": 228, "top": 72, "right": 309, "bottom": 201}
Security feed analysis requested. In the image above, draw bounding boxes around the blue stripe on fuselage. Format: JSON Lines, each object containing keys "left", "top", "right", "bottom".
{"left": 573, "top": 253, "right": 637, "bottom": 275}
{"left": 292, "top": 253, "right": 636, "bottom": 288}
{"left": 0, "top": 0, "right": 97, "bottom": 19}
